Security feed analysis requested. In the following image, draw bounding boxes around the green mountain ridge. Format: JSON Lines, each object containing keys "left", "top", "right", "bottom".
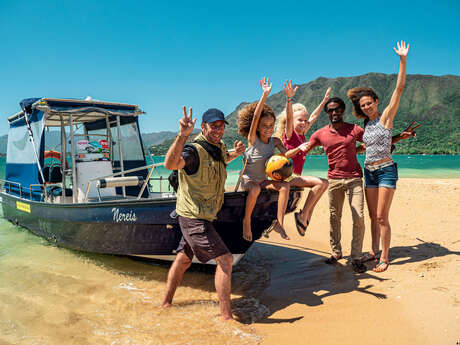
{"left": 2, "top": 73, "right": 458, "bottom": 155}
{"left": 212, "top": 73, "right": 459, "bottom": 155}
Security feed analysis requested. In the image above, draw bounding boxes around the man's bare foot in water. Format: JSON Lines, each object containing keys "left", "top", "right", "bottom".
{"left": 242, "top": 219, "right": 252, "bottom": 241}
{"left": 272, "top": 220, "right": 290, "bottom": 240}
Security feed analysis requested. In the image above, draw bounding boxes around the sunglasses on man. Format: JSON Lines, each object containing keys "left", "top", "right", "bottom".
{"left": 326, "top": 107, "right": 344, "bottom": 114}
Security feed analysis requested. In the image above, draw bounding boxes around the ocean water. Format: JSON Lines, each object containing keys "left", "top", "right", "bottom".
{"left": 0, "top": 155, "right": 459, "bottom": 343}
{"left": 143, "top": 154, "right": 460, "bottom": 186}
{"left": 0, "top": 213, "right": 267, "bottom": 344}
{"left": 1, "top": 155, "right": 458, "bottom": 183}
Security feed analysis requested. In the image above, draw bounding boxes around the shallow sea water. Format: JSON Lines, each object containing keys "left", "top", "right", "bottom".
{"left": 0, "top": 213, "right": 271, "bottom": 345}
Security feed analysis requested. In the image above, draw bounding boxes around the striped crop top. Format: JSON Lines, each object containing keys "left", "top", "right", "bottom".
{"left": 363, "top": 116, "right": 392, "bottom": 165}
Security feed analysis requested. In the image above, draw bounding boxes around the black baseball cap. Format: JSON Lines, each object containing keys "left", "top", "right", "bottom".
{"left": 202, "top": 108, "right": 228, "bottom": 124}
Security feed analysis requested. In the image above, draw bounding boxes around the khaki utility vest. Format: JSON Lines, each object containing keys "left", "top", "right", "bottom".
{"left": 176, "top": 134, "right": 227, "bottom": 221}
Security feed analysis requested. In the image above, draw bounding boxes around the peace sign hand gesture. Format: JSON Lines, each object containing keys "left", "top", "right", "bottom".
{"left": 283, "top": 80, "right": 298, "bottom": 98}
{"left": 179, "top": 106, "right": 196, "bottom": 137}
{"left": 393, "top": 40, "right": 410, "bottom": 60}
{"left": 400, "top": 120, "right": 421, "bottom": 140}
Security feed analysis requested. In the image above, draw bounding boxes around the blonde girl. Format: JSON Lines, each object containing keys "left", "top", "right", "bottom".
{"left": 276, "top": 81, "right": 330, "bottom": 235}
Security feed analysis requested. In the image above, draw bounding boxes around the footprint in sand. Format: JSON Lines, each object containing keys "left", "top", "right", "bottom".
{"left": 432, "top": 286, "right": 448, "bottom": 292}
{"left": 415, "top": 261, "right": 442, "bottom": 272}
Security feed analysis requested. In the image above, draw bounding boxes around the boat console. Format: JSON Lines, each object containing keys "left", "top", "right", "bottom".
{"left": 76, "top": 160, "right": 115, "bottom": 202}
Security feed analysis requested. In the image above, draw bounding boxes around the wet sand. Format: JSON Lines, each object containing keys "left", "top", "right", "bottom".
{"left": 249, "top": 178, "right": 460, "bottom": 345}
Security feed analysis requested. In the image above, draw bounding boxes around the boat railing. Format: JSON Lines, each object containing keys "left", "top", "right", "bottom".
{"left": 83, "top": 162, "right": 167, "bottom": 202}
{"left": 0, "top": 178, "right": 64, "bottom": 201}
{"left": 0, "top": 179, "right": 23, "bottom": 198}
{"left": 30, "top": 184, "right": 47, "bottom": 199}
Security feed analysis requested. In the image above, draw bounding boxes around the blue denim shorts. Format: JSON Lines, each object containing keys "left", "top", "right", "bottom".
{"left": 364, "top": 162, "right": 398, "bottom": 189}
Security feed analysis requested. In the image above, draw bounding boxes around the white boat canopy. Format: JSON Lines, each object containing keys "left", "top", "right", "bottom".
{"left": 8, "top": 98, "right": 145, "bottom": 127}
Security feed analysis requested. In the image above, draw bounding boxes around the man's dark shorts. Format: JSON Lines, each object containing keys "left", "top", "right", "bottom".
{"left": 177, "top": 216, "right": 230, "bottom": 263}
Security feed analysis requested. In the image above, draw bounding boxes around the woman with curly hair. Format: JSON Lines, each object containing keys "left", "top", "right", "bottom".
{"left": 347, "top": 41, "right": 410, "bottom": 272}
{"left": 238, "top": 77, "right": 308, "bottom": 242}
{"left": 276, "top": 81, "right": 330, "bottom": 236}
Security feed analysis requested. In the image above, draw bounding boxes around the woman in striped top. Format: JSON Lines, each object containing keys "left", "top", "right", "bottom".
{"left": 347, "top": 41, "right": 410, "bottom": 273}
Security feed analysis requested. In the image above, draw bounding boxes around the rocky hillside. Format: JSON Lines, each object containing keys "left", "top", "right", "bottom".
{"left": 220, "top": 73, "right": 460, "bottom": 154}
{"left": 2, "top": 74, "right": 458, "bottom": 155}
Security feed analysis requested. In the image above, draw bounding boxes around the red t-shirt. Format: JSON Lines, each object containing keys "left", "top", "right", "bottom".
{"left": 308, "top": 123, "right": 364, "bottom": 179}
{"left": 283, "top": 131, "right": 306, "bottom": 175}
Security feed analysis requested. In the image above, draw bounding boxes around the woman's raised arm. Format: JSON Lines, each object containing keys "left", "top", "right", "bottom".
{"left": 307, "top": 87, "right": 331, "bottom": 129}
{"left": 381, "top": 41, "right": 410, "bottom": 128}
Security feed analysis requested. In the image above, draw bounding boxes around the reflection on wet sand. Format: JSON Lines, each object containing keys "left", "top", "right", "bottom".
{"left": 0, "top": 223, "right": 264, "bottom": 345}
{"left": 0, "top": 224, "right": 393, "bottom": 344}
{"left": 4, "top": 221, "right": 369, "bottom": 343}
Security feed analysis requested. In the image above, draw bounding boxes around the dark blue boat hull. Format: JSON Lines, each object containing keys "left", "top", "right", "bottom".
{"left": 1, "top": 189, "right": 302, "bottom": 257}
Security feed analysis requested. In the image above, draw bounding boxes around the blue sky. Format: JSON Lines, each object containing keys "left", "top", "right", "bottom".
{"left": 0, "top": 0, "right": 459, "bottom": 135}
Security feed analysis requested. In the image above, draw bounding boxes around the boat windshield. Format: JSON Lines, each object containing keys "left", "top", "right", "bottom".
{"left": 111, "top": 121, "right": 144, "bottom": 161}
{"left": 86, "top": 121, "right": 144, "bottom": 161}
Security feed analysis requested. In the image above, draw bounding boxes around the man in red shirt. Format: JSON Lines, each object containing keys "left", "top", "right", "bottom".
{"left": 304, "top": 97, "right": 367, "bottom": 273}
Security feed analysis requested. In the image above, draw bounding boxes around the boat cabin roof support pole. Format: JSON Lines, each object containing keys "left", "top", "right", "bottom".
{"left": 83, "top": 125, "right": 89, "bottom": 141}
{"left": 116, "top": 115, "right": 126, "bottom": 197}
{"left": 70, "top": 115, "right": 77, "bottom": 203}
{"left": 105, "top": 115, "right": 113, "bottom": 162}
{"left": 60, "top": 116, "right": 66, "bottom": 203}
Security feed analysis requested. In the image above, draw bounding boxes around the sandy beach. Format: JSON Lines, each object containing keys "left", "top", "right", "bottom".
{"left": 240, "top": 178, "right": 460, "bottom": 345}
{"left": 0, "top": 177, "right": 458, "bottom": 344}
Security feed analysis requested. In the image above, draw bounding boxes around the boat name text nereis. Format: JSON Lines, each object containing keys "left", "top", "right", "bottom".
{"left": 112, "top": 208, "right": 137, "bottom": 222}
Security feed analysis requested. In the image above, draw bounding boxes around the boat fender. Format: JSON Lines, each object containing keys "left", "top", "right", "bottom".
{"left": 98, "top": 176, "right": 144, "bottom": 188}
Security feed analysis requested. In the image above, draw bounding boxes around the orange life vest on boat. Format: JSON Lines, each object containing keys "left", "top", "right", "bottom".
{"left": 44, "top": 150, "right": 69, "bottom": 169}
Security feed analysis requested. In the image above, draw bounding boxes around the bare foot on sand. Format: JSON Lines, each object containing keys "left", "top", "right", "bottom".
{"left": 221, "top": 315, "right": 235, "bottom": 321}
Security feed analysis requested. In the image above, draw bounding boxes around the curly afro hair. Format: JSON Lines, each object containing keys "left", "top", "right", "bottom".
{"left": 347, "top": 87, "right": 379, "bottom": 120}
{"left": 238, "top": 102, "right": 276, "bottom": 138}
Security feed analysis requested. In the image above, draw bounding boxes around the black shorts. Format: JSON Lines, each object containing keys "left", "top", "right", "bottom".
{"left": 177, "top": 216, "right": 230, "bottom": 263}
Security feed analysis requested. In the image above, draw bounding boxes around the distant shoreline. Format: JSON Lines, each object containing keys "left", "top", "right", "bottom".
{"left": 0, "top": 153, "right": 459, "bottom": 157}
{"left": 147, "top": 153, "right": 460, "bottom": 157}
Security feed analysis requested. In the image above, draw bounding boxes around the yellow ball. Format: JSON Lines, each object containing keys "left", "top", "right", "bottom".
{"left": 265, "top": 154, "right": 293, "bottom": 181}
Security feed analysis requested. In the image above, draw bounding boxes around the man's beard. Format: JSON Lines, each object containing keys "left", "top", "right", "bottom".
{"left": 330, "top": 117, "right": 343, "bottom": 124}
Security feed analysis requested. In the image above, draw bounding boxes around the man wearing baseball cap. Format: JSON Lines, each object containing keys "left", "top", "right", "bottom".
{"left": 161, "top": 106, "right": 244, "bottom": 320}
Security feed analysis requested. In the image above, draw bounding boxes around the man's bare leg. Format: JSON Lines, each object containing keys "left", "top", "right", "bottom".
{"left": 214, "top": 253, "right": 234, "bottom": 320}
{"left": 161, "top": 251, "right": 192, "bottom": 308}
